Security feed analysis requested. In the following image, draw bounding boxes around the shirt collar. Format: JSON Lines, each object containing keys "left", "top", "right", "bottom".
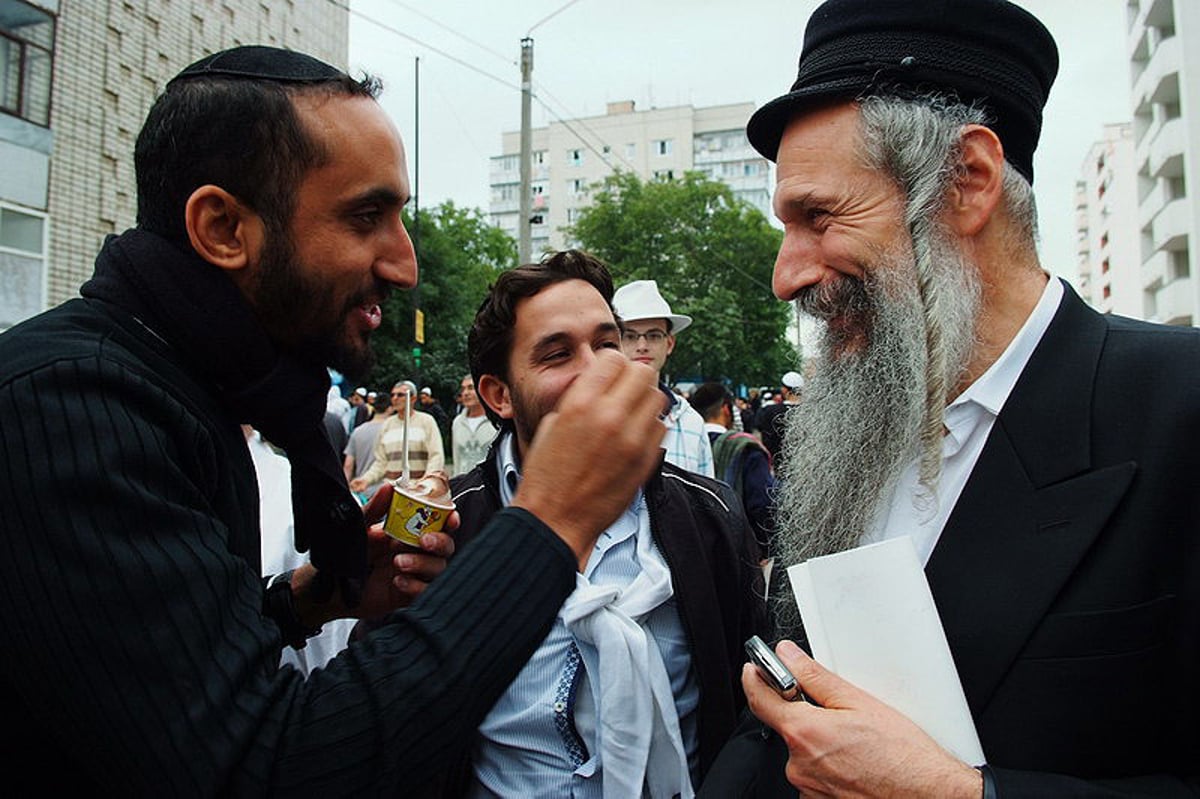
{"left": 950, "top": 275, "right": 1063, "bottom": 419}
{"left": 496, "top": 431, "right": 522, "bottom": 506}
{"left": 495, "top": 430, "right": 645, "bottom": 515}
{"left": 703, "top": 422, "right": 727, "bottom": 435}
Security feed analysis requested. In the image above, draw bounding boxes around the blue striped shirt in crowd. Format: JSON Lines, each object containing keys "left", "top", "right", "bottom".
{"left": 662, "top": 391, "right": 714, "bottom": 478}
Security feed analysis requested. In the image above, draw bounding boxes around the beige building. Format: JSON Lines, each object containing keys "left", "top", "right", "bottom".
{"left": 489, "top": 100, "right": 771, "bottom": 253}
{"left": 1075, "top": 123, "right": 1141, "bottom": 317}
{"left": 1126, "top": 0, "right": 1199, "bottom": 325}
{"left": 0, "top": 0, "right": 348, "bottom": 330}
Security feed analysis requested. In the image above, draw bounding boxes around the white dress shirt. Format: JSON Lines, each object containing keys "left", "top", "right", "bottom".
{"left": 863, "top": 277, "right": 1063, "bottom": 563}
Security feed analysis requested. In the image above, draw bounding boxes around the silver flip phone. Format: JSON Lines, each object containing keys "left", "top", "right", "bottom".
{"left": 744, "top": 635, "right": 800, "bottom": 701}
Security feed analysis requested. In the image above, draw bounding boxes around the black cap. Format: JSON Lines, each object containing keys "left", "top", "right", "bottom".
{"left": 168, "top": 45, "right": 346, "bottom": 87}
{"left": 747, "top": 0, "right": 1058, "bottom": 183}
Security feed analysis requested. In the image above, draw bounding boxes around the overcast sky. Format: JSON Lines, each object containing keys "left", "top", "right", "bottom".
{"left": 348, "top": 0, "right": 1131, "bottom": 283}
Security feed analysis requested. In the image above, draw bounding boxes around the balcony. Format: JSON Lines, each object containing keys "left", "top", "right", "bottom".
{"left": 489, "top": 197, "right": 519, "bottom": 214}
{"left": 1157, "top": 275, "right": 1196, "bottom": 325}
{"left": 1148, "top": 116, "right": 1185, "bottom": 178}
{"left": 1132, "top": 34, "right": 1180, "bottom": 113}
{"left": 1150, "top": 198, "right": 1189, "bottom": 252}
{"left": 1141, "top": 249, "right": 1169, "bottom": 290}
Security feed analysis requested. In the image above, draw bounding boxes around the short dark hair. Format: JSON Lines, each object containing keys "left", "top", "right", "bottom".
{"left": 690, "top": 382, "right": 732, "bottom": 423}
{"left": 468, "top": 250, "right": 615, "bottom": 426}
{"left": 134, "top": 72, "right": 381, "bottom": 246}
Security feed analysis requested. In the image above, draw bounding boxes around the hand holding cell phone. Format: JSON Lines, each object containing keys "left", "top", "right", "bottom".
{"left": 745, "top": 635, "right": 802, "bottom": 701}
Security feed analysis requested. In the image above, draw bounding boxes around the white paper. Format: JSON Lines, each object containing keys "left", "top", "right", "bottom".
{"left": 787, "top": 536, "right": 985, "bottom": 766}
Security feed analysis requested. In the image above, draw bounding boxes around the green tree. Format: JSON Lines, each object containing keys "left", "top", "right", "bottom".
{"left": 368, "top": 201, "right": 516, "bottom": 404}
{"left": 570, "top": 171, "right": 796, "bottom": 386}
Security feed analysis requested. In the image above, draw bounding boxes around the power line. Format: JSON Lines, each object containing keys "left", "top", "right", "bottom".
{"left": 533, "top": 82, "right": 640, "bottom": 172}
{"left": 526, "top": 0, "right": 586, "bottom": 35}
{"left": 378, "top": 0, "right": 515, "bottom": 67}
{"left": 335, "top": 0, "right": 521, "bottom": 92}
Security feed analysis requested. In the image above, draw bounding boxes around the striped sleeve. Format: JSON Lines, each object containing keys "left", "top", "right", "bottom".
{"left": 0, "top": 352, "right": 576, "bottom": 795}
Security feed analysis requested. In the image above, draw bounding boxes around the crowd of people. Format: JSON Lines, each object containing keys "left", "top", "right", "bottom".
{"left": 0, "top": 0, "right": 1197, "bottom": 796}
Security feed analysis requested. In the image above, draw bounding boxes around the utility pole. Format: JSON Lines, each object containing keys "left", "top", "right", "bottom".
{"left": 518, "top": 37, "right": 533, "bottom": 265}
{"left": 413, "top": 56, "right": 422, "bottom": 386}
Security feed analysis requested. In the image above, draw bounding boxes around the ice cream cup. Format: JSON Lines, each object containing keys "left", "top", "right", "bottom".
{"left": 382, "top": 481, "right": 454, "bottom": 546}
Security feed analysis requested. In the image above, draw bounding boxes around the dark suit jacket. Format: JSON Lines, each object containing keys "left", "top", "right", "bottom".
{"left": 701, "top": 283, "right": 1200, "bottom": 797}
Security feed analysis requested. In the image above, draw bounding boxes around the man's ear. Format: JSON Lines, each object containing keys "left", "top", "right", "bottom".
{"left": 183, "top": 185, "right": 265, "bottom": 272}
{"left": 665, "top": 333, "right": 676, "bottom": 357}
{"left": 476, "top": 374, "right": 514, "bottom": 420}
{"left": 944, "top": 124, "right": 1005, "bottom": 238}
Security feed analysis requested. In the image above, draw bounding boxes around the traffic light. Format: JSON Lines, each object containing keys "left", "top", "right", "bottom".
{"left": 412, "top": 346, "right": 422, "bottom": 368}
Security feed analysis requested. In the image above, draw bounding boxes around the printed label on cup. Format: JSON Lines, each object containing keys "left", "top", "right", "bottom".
{"left": 383, "top": 486, "right": 452, "bottom": 546}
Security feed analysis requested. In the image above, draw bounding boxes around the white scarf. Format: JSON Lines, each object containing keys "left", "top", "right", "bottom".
{"left": 560, "top": 515, "right": 693, "bottom": 799}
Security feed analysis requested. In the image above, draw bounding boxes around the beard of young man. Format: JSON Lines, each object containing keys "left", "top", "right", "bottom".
{"left": 250, "top": 226, "right": 388, "bottom": 381}
{"left": 770, "top": 223, "right": 981, "bottom": 637}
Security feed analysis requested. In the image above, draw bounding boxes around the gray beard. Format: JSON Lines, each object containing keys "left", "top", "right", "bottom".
{"left": 770, "top": 229, "right": 980, "bottom": 638}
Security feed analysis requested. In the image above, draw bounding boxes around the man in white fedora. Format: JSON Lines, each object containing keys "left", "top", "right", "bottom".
{"left": 614, "top": 280, "right": 714, "bottom": 477}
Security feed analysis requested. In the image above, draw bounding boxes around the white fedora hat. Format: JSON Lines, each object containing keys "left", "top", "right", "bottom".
{"left": 612, "top": 279, "right": 692, "bottom": 334}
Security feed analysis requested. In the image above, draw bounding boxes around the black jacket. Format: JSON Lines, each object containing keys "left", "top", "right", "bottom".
{"left": 434, "top": 440, "right": 767, "bottom": 796}
{"left": 701, "top": 282, "right": 1200, "bottom": 797}
{"left": 0, "top": 296, "right": 580, "bottom": 796}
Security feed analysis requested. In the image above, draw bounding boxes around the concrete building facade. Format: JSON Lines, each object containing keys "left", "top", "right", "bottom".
{"left": 0, "top": 0, "right": 348, "bottom": 330}
{"left": 1126, "top": 0, "right": 1200, "bottom": 325}
{"left": 488, "top": 100, "right": 770, "bottom": 254}
{"left": 1075, "top": 123, "right": 1142, "bottom": 317}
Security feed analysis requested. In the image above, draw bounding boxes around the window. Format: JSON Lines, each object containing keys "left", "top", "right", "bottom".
{"left": 1101, "top": 257, "right": 1110, "bottom": 274}
{"left": 0, "top": 203, "right": 47, "bottom": 329}
{"left": 743, "top": 162, "right": 761, "bottom": 177}
{"left": 567, "top": 148, "right": 583, "bottom": 167}
{"left": 653, "top": 169, "right": 675, "bottom": 181}
{"left": 0, "top": 0, "right": 56, "bottom": 126}
{"left": 624, "top": 143, "right": 636, "bottom": 159}
{"left": 653, "top": 139, "right": 672, "bottom": 156}
{"left": 532, "top": 150, "right": 546, "bottom": 166}
{"left": 1170, "top": 250, "right": 1190, "bottom": 280}
{"left": 567, "top": 178, "right": 586, "bottom": 196}
{"left": 567, "top": 208, "right": 581, "bottom": 224}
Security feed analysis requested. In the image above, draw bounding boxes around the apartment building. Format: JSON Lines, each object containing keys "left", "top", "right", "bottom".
{"left": 1076, "top": 123, "right": 1141, "bottom": 317}
{"left": 0, "top": 0, "right": 347, "bottom": 330}
{"left": 488, "top": 100, "right": 771, "bottom": 253}
{"left": 1126, "top": 0, "right": 1199, "bottom": 325}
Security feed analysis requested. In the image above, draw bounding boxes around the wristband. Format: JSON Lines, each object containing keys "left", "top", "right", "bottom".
{"left": 979, "top": 764, "right": 998, "bottom": 799}
{"left": 263, "top": 569, "right": 322, "bottom": 650}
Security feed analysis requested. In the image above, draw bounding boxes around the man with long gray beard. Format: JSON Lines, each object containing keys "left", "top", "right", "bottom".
{"left": 698, "top": 0, "right": 1200, "bottom": 797}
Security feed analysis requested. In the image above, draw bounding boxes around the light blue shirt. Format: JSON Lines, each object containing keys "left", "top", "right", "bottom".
{"left": 663, "top": 391, "right": 714, "bottom": 478}
{"left": 467, "top": 434, "right": 699, "bottom": 798}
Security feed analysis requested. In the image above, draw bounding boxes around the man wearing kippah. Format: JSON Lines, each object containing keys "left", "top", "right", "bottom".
{"left": 0, "top": 46, "right": 668, "bottom": 793}
{"left": 702, "top": 0, "right": 1200, "bottom": 796}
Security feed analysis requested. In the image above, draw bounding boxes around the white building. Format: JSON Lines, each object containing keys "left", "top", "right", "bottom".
{"left": 1076, "top": 123, "right": 1141, "bottom": 317}
{"left": 489, "top": 100, "right": 771, "bottom": 254}
{"left": 0, "top": 0, "right": 347, "bottom": 330}
{"left": 1126, "top": 0, "right": 1199, "bottom": 326}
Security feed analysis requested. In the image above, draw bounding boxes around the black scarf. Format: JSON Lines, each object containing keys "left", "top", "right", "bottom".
{"left": 81, "top": 228, "right": 366, "bottom": 603}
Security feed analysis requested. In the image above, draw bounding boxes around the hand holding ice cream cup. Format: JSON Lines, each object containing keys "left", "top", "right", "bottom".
{"left": 382, "top": 471, "right": 455, "bottom": 547}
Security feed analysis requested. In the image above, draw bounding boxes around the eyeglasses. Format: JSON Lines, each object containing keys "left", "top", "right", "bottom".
{"left": 390, "top": 391, "right": 409, "bottom": 398}
{"left": 621, "top": 330, "right": 668, "bottom": 345}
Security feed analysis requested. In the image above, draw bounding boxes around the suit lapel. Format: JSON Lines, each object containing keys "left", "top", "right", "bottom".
{"left": 926, "top": 283, "right": 1137, "bottom": 718}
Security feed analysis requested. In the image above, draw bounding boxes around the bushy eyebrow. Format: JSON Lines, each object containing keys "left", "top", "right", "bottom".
{"left": 529, "top": 322, "right": 620, "bottom": 360}
{"left": 338, "top": 187, "right": 408, "bottom": 214}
